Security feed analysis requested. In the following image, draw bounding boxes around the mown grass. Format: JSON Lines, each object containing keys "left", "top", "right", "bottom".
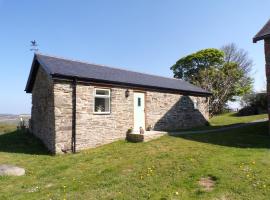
{"left": 0, "top": 116, "right": 269, "bottom": 199}
{"left": 176, "top": 112, "right": 268, "bottom": 132}
{"left": 210, "top": 112, "right": 268, "bottom": 126}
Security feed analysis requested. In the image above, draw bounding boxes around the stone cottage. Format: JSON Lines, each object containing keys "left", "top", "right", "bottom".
{"left": 25, "top": 53, "right": 211, "bottom": 153}
{"left": 253, "top": 19, "right": 270, "bottom": 133}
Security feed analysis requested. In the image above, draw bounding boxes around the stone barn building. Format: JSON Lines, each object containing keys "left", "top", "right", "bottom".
{"left": 25, "top": 53, "right": 211, "bottom": 154}
{"left": 254, "top": 19, "right": 270, "bottom": 132}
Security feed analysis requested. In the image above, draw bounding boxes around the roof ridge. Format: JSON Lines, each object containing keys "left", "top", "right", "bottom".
{"left": 35, "top": 52, "right": 186, "bottom": 83}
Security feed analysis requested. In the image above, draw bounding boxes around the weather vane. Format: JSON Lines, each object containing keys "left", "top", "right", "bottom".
{"left": 30, "top": 40, "right": 39, "bottom": 52}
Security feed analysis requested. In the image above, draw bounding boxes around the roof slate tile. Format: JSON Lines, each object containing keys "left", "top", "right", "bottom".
{"left": 25, "top": 53, "right": 211, "bottom": 95}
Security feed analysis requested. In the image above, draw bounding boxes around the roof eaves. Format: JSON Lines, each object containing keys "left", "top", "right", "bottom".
{"left": 253, "top": 34, "right": 270, "bottom": 43}
{"left": 25, "top": 55, "right": 38, "bottom": 93}
{"left": 253, "top": 19, "right": 270, "bottom": 43}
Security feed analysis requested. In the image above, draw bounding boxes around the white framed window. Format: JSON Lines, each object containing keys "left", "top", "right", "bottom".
{"left": 94, "top": 88, "right": 111, "bottom": 114}
{"left": 193, "top": 99, "right": 199, "bottom": 110}
{"left": 181, "top": 96, "right": 188, "bottom": 109}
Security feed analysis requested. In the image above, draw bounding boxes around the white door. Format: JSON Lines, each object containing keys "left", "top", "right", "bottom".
{"left": 134, "top": 92, "right": 145, "bottom": 133}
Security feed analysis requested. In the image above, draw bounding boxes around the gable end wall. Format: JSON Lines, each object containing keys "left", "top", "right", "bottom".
{"left": 31, "top": 66, "right": 55, "bottom": 153}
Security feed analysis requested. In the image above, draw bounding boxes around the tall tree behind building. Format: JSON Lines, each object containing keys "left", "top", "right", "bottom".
{"left": 171, "top": 44, "right": 253, "bottom": 116}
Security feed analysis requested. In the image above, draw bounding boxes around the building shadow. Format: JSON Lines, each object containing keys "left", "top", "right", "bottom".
{"left": 168, "top": 121, "right": 270, "bottom": 149}
{"left": 153, "top": 95, "right": 209, "bottom": 131}
{"left": 0, "top": 130, "right": 49, "bottom": 155}
{"left": 152, "top": 95, "right": 270, "bottom": 149}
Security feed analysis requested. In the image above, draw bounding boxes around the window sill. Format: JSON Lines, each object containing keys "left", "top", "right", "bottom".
{"left": 93, "top": 112, "right": 111, "bottom": 115}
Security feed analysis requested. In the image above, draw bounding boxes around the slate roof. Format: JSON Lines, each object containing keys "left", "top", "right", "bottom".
{"left": 25, "top": 53, "right": 211, "bottom": 95}
{"left": 253, "top": 19, "right": 270, "bottom": 43}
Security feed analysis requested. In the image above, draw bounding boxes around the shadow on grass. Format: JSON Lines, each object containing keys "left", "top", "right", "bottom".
{"left": 0, "top": 130, "right": 49, "bottom": 155}
{"left": 230, "top": 112, "right": 242, "bottom": 117}
{"left": 169, "top": 121, "right": 270, "bottom": 149}
{"left": 170, "top": 122, "right": 250, "bottom": 132}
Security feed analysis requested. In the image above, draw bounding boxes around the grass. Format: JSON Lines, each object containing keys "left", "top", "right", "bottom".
{"left": 0, "top": 114, "right": 269, "bottom": 199}
{"left": 0, "top": 123, "right": 16, "bottom": 134}
{"left": 176, "top": 112, "right": 268, "bottom": 132}
{"left": 210, "top": 112, "right": 268, "bottom": 126}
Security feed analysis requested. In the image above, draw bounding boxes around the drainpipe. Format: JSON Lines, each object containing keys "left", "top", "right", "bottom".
{"left": 71, "top": 78, "right": 77, "bottom": 153}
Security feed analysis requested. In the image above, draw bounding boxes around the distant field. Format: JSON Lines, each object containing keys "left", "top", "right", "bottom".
{"left": 0, "top": 114, "right": 30, "bottom": 125}
{"left": 0, "top": 123, "right": 16, "bottom": 134}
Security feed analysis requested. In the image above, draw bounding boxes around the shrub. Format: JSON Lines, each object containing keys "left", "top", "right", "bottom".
{"left": 238, "top": 92, "right": 267, "bottom": 116}
{"left": 238, "top": 106, "right": 258, "bottom": 116}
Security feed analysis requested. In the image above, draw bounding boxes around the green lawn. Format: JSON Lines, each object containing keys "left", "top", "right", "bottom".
{"left": 176, "top": 112, "right": 268, "bottom": 132}
{"left": 210, "top": 112, "right": 268, "bottom": 126}
{"left": 0, "top": 115, "right": 270, "bottom": 199}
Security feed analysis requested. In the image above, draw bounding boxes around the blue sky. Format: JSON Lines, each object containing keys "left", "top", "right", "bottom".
{"left": 0, "top": 0, "right": 269, "bottom": 114}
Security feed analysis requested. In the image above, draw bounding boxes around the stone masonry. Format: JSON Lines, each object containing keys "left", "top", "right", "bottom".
{"left": 53, "top": 83, "right": 209, "bottom": 153}
{"left": 31, "top": 67, "right": 55, "bottom": 152}
{"left": 31, "top": 68, "right": 209, "bottom": 153}
{"left": 146, "top": 91, "right": 209, "bottom": 131}
{"left": 265, "top": 38, "right": 270, "bottom": 132}
{"left": 53, "top": 84, "right": 134, "bottom": 152}
{"left": 54, "top": 82, "right": 73, "bottom": 152}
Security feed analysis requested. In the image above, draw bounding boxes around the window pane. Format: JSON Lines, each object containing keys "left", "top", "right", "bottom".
{"left": 138, "top": 97, "right": 141, "bottom": 107}
{"left": 96, "top": 89, "right": 109, "bottom": 96}
{"left": 193, "top": 99, "right": 198, "bottom": 109}
{"left": 95, "top": 97, "right": 110, "bottom": 112}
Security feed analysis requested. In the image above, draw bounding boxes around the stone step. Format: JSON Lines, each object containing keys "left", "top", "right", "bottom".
{"left": 126, "top": 131, "right": 167, "bottom": 143}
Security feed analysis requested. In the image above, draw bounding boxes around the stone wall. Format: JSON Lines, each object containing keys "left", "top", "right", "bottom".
{"left": 145, "top": 91, "right": 209, "bottom": 131}
{"left": 53, "top": 83, "right": 134, "bottom": 152}
{"left": 75, "top": 85, "right": 134, "bottom": 150}
{"left": 54, "top": 82, "right": 73, "bottom": 153}
{"left": 31, "top": 67, "right": 55, "bottom": 152}
{"left": 52, "top": 82, "right": 209, "bottom": 153}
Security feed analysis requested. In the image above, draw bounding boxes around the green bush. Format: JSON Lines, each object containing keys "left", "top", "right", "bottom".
{"left": 238, "top": 92, "right": 267, "bottom": 116}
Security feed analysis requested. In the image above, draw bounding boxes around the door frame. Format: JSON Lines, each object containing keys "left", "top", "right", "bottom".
{"left": 133, "top": 91, "right": 146, "bottom": 132}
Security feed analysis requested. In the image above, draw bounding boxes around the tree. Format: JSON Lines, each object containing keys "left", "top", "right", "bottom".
{"left": 170, "top": 49, "right": 224, "bottom": 82}
{"left": 170, "top": 45, "right": 253, "bottom": 116}
{"left": 194, "top": 63, "right": 248, "bottom": 115}
{"left": 221, "top": 43, "right": 253, "bottom": 74}
{"left": 221, "top": 43, "right": 253, "bottom": 95}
